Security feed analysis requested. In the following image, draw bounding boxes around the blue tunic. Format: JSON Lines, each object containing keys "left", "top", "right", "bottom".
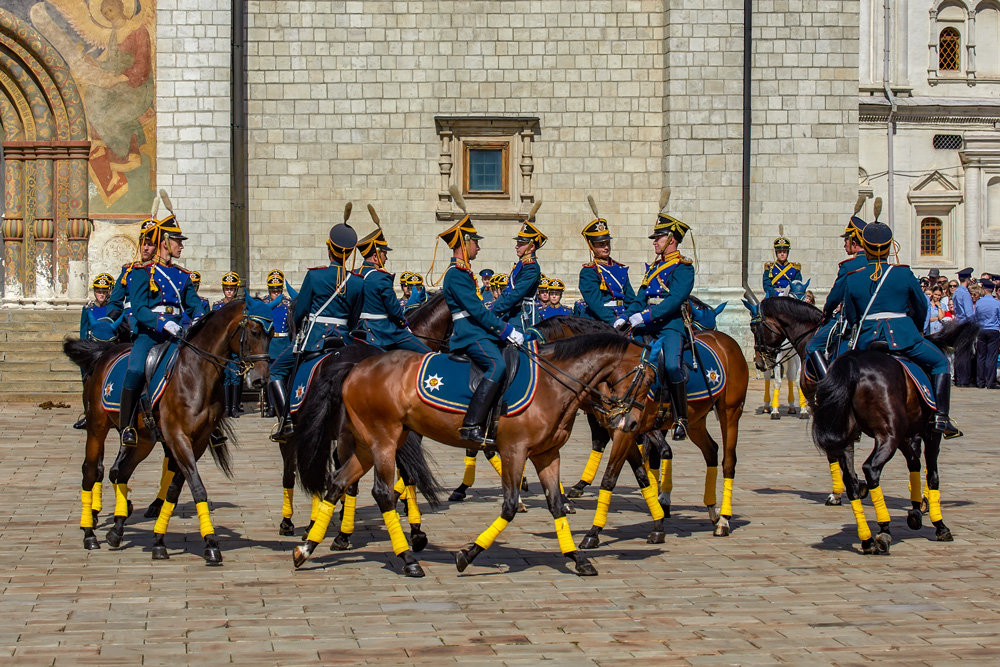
{"left": 80, "top": 302, "right": 111, "bottom": 340}
{"left": 625, "top": 253, "right": 695, "bottom": 383}
{"left": 952, "top": 285, "right": 974, "bottom": 323}
{"left": 763, "top": 261, "right": 803, "bottom": 298}
{"left": 491, "top": 255, "right": 541, "bottom": 329}
{"left": 539, "top": 304, "right": 573, "bottom": 320}
{"left": 265, "top": 293, "right": 293, "bottom": 360}
{"left": 578, "top": 259, "right": 635, "bottom": 324}
{"left": 358, "top": 261, "right": 429, "bottom": 353}
{"left": 443, "top": 258, "right": 515, "bottom": 383}
{"left": 807, "top": 251, "right": 868, "bottom": 356}
{"left": 974, "top": 294, "right": 1000, "bottom": 331}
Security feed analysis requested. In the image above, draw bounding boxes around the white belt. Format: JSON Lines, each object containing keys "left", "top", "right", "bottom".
{"left": 311, "top": 315, "right": 347, "bottom": 326}
{"left": 360, "top": 313, "right": 387, "bottom": 320}
{"left": 274, "top": 332, "right": 290, "bottom": 338}
{"left": 864, "top": 312, "right": 908, "bottom": 321}
{"left": 452, "top": 310, "right": 470, "bottom": 321}
{"left": 647, "top": 296, "right": 664, "bottom": 304}
{"left": 152, "top": 305, "right": 179, "bottom": 314}
{"left": 604, "top": 299, "right": 623, "bottom": 307}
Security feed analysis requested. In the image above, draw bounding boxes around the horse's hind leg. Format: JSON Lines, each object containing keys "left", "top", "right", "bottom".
{"left": 686, "top": 418, "right": 723, "bottom": 529}
{"left": 150, "top": 471, "right": 186, "bottom": 560}
{"left": 862, "top": 434, "right": 901, "bottom": 555}
{"left": 80, "top": 426, "right": 108, "bottom": 550}
{"left": 715, "top": 405, "right": 742, "bottom": 537}
{"left": 278, "top": 439, "right": 297, "bottom": 536}
{"left": 105, "top": 438, "right": 153, "bottom": 548}
{"left": 330, "top": 481, "right": 359, "bottom": 551}
{"left": 903, "top": 436, "right": 924, "bottom": 531}
{"left": 923, "top": 430, "right": 953, "bottom": 542}
{"left": 396, "top": 458, "right": 428, "bottom": 553}
{"left": 835, "top": 447, "right": 876, "bottom": 554}
{"left": 369, "top": 441, "right": 425, "bottom": 578}
{"left": 626, "top": 439, "right": 666, "bottom": 544}
{"left": 293, "top": 452, "right": 370, "bottom": 567}
{"left": 568, "top": 413, "right": 610, "bottom": 498}
{"left": 649, "top": 431, "right": 673, "bottom": 516}
{"left": 144, "top": 446, "right": 177, "bottom": 518}
{"left": 449, "top": 448, "right": 479, "bottom": 501}
{"left": 164, "top": 430, "right": 223, "bottom": 565}
{"left": 532, "top": 450, "right": 597, "bottom": 576}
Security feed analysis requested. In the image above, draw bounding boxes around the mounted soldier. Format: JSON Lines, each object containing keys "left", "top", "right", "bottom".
{"left": 357, "top": 204, "right": 430, "bottom": 353}
{"left": 579, "top": 194, "right": 635, "bottom": 325}
{"left": 403, "top": 273, "right": 427, "bottom": 313}
{"left": 440, "top": 185, "right": 527, "bottom": 445}
{"left": 618, "top": 188, "right": 694, "bottom": 441}
{"left": 213, "top": 272, "right": 244, "bottom": 418}
{"left": 763, "top": 227, "right": 803, "bottom": 298}
{"left": 268, "top": 204, "right": 361, "bottom": 442}
{"left": 118, "top": 214, "right": 206, "bottom": 447}
{"left": 108, "top": 217, "right": 158, "bottom": 336}
{"left": 540, "top": 279, "right": 573, "bottom": 319}
{"left": 490, "top": 201, "right": 544, "bottom": 329}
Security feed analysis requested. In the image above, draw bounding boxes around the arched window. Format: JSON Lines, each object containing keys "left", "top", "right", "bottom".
{"left": 920, "top": 218, "right": 944, "bottom": 256}
{"left": 939, "top": 27, "right": 961, "bottom": 71}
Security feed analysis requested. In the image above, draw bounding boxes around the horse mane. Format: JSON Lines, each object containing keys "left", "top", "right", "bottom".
{"left": 759, "top": 296, "right": 823, "bottom": 324}
{"left": 534, "top": 315, "right": 614, "bottom": 338}
{"left": 406, "top": 290, "right": 445, "bottom": 328}
{"left": 184, "top": 299, "right": 240, "bottom": 341}
{"left": 542, "top": 331, "right": 630, "bottom": 361}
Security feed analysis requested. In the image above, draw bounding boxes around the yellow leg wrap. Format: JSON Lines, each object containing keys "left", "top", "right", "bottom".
{"left": 474, "top": 516, "right": 509, "bottom": 550}
{"left": 830, "top": 461, "right": 845, "bottom": 495}
{"left": 927, "top": 488, "right": 943, "bottom": 522}
{"left": 640, "top": 484, "right": 664, "bottom": 521}
{"left": 196, "top": 501, "right": 214, "bottom": 538}
{"left": 720, "top": 477, "right": 734, "bottom": 517}
{"left": 580, "top": 449, "right": 603, "bottom": 484}
{"left": 787, "top": 380, "right": 795, "bottom": 404}
{"left": 80, "top": 490, "right": 94, "bottom": 529}
{"left": 645, "top": 466, "right": 659, "bottom": 494}
{"left": 704, "top": 466, "right": 718, "bottom": 507}
{"left": 307, "top": 499, "right": 335, "bottom": 543}
{"left": 282, "top": 487, "right": 294, "bottom": 519}
{"left": 908, "top": 471, "right": 922, "bottom": 503}
{"left": 660, "top": 459, "right": 673, "bottom": 494}
{"left": 340, "top": 494, "right": 357, "bottom": 534}
{"left": 92, "top": 482, "right": 103, "bottom": 514}
{"left": 869, "top": 485, "right": 890, "bottom": 524}
{"left": 798, "top": 387, "right": 808, "bottom": 409}
{"left": 594, "top": 488, "right": 613, "bottom": 528}
{"left": 850, "top": 498, "right": 872, "bottom": 541}
{"left": 558, "top": 482, "right": 565, "bottom": 495}
{"left": 153, "top": 501, "right": 176, "bottom": 535}
{"left": 382, "top": 509, "right": 410, "bottom": 555}
{"left": 763, "top": 378, "right": 770, "bottom": 403}
{"left": 393, "top": 476, "right": 406, "bottom": 496}
{"left": 405, "top": 486, "right": 421, "bottom": 524}
{"left": 487, "top": 453, "right": 503, "bottom": 477}
{"left": 156, "top": 458, "right": 174, "bottom": 502}
{"left": 310, "top": 494, "right": 321, "bottom": 522}
{"left": 113, "top": 483, "right": 130, "bottom": 517}
{"left": 461, "top": 456, "right": 477, "bottom": 486}
{"left": 554, "top": 516, "right": 575, "bottom": 554}
{"left": 771, "top": 387, "right": 781, "bottom": 411}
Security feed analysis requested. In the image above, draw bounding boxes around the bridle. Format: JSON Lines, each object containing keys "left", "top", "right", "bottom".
{"left": 178, "top": 304, "right": 272, "bottom": 378}
{"left": 749, "top": 311, "right": 819, "bottom": 371}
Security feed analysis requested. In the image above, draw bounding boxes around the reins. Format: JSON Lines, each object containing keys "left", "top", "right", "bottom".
{"left": 177, "top": 307, "right": 269, "bottom": 378}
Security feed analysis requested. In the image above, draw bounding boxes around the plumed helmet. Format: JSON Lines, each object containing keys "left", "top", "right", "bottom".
{"left": 92, "top": 273, "right": 115, "bottom": 290}
{"left": 266, "top": 269, "right": 285, "bottom": 288}
{"left": 221, "top": 271, "right": 241, "bottom": 287}
{"left": 190, "top": 271, "right": 202, "bottom": 284}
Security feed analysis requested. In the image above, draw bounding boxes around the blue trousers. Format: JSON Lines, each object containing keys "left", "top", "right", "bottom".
{"left": 270, "top": 327, "right": 351, "bottom": 385}
{"left": 125, "top": 331, "right": 166, "bottom": 391}
{"left": 361, "top": 324, "right": 431, "bottom": 354}
{"left": 806, "top": 319, "right": 837, "bottom": 355}
{"left": 650, "top": 328, "right": 687, "bottom": 384}
{"left": 454, "top": 340, "right": 506, "bottom": 383}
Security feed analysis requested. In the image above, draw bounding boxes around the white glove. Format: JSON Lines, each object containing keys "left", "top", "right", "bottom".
{"left": 507, "top": 329, "right": 525, "bottom": 345}
{"left": 613, "top": 317, "right": 626, "bottom": 330}
{"left": 628, "top": 312, "right": 645, "bottom": 328}
{"left": 163, "top": 320, "right": 183, "bottom": 338}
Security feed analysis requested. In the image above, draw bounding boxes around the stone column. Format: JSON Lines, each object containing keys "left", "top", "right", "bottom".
{"left": 2, "top": 152, "right": 24, "bottom": 302}
{"left": 965, "top": 164, "right": 981, "bottom": 269}
{"left": 65, "top": 142, "right": 90, "bottom": 300}
{"left": 32, "top": 156, "right": 54, "bottom": 300}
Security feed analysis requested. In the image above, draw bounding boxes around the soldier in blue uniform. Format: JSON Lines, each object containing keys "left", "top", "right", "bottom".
{"left": 619, "top": 203, "right": 695, "bottom": 441}
{"left": 441, "top": 206, "right": 526, "bottom": 445}
{"left": 841, "top": 221, "right": 961, "bottom": 438}
{"left": 269, "top": 209, "right": 361, "bottom": 441}
{"left": 119, "top": 216, "right": 206, "bottom": 446}
{"left": 189, "top": 271, "right": 211, "bottom": 314}
{"left": 108, "top": 218, "right": 159, "bottom": 335}
{"left": 213, "top": 272, "right": 244, "bottom": 418}
{"left": 806, "top": 200, "right": 869, "bottom": 378}
{"left": 260, "top": 270, "right": 294, "bottom": 417}
{"left": 398, "top": 271, "right": 414, "bottom": 310}
{"left": 80, "top": 273, "right": 115, "bottom": 340}
{"left": 479, "top": 269, "right": 496, "bottom": 306}
{"left": 403, "top": 272, "right": 427, "bottom": 313}
{"left": 763, "top": 231, "right": 803, "bottom": 298}
{"left": 356, "top": 220, "right": 429, "bottom": 353}
{"left": 579, "top": 213, "right": 635, "bottom": 324}
{"left": 540, "top": 279, "right": 573, "bottom": 319}
{"left": 490, "top": 201, "right": 544, "bottom": 329}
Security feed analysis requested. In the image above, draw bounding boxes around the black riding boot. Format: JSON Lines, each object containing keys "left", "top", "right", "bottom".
{"left": 931, "top": 373, "right": 962, "bottom": 439}
{"left": 667, "top": 380, "right": 689, "bottom": 441}
{"left": 119, "top": 386, "right": 141, "bottom": 447}
{"left": 73, "top": 415, "right": 87, "bottom": 430}
{"left": 269, "top": 380, "right": 294, "bottom": 442}
{"left": 809, "top": 350, "right": 829, "bottom": 381}
{"left": 222, "top": 383, "right": 234, "bottom": 416}
{"left": 459, "top": 379, "right": 502, "bottom": 446}
{"left": 228, "top": 385, "right": 244, "bottom": 418}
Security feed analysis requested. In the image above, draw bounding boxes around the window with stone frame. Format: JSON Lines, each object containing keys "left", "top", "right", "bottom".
{"left": 920, "top": 217, "right": 944, "bottom": 256}
{"left": 939, "top": 27, "right": 961, "bottom": 71}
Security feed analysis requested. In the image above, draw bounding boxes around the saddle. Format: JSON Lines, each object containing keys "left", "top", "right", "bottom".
{"left": 451, "top": 344, "right": 521, "bottom": 397}
{"left": 144, "top": 342, "right": 174, "bottom": 384}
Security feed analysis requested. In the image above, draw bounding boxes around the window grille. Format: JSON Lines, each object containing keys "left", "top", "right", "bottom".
{"left": 939, "top": 28, "right": 961, "bottom": 71}
{"left": 920, "top": 218, "right": 943, "bottom": 256}
{"left": 932, "top": 134, "right": 963, "bottom": 150}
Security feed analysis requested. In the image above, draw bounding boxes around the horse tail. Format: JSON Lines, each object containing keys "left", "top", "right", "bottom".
{"left": 207, "top": 419, "right": 236, "bottom": 479}
{"left": 927, "top": 319, "right": 979, "bottom": 360}
{"left": 62, "top": 336, "right": 116, "bottom": 375}
{"left": 395, "top": 432, "right": 441, "bottom": 509}
{"left": 811, "top": 352, "right": 860, "bottom": 458}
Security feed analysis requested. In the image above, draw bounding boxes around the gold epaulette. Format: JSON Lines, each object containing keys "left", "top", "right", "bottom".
{"left": 764, "top": 261, "right": 774, "bottom": 271}
{"left": 521, "top": 255, "right": 536, "bottom": 265}
{"left": 679, "top": 256, "right": 693, "bottom": 265}
{"left": 582, "top": 261, "right": 596, "bottom": 268}
{"left": 792, "top": 262, "right": 801, "bottom": 270}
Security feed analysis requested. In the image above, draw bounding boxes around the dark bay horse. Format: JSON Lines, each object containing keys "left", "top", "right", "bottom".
{"left": 63, "top": 300, "right": 272, "bottom": 563}
{"left": 292, "top": 333, "right": 655, "bottom": 577}
{"left": 534, "top": 315, "right": 750, "bottom": 540}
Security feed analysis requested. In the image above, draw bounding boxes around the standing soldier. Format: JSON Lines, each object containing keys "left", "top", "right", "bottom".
{"left": 540, "top": 279, "right": 573, "bottom": 319}
{"left": 404, "top": 272, "right": 428, "bottom": 312}
{"left": 118, "top": 215, "right": 206, "bottom": 446}
{"left": 491, "top": 201, "right": 544, "bottom": 329}
{"left": 479, "top": 269, "right": 496, "bottom": 306}
{"left": 213, "top": 272, "right": 244, "bottom": 418}
{"left": 262, "top": 270, "right": 293, "bottom": 417}
{"left": 618, "top": 189, "right": 694, "bottom": 441}
{"left": 579, "top": 195, "right": 635, "bottom": 325}
{"left": 189, "top": 272, "right": 210, "bottom": 314}
{"left": 762, "top": 227, "right": 803, "bottom": 298}
{"left": 269, "top": 205, "right": 361, "bottom": 442}
{"left": 356, "top": 205, "right": 430, "bottom": 353}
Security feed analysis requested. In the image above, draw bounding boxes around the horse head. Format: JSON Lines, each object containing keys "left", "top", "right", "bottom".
{"left": 744, "top": 298, "right": 787, "bottom": 372}
{"left": 240, "top": 295, "right": 276, "bottom": 389}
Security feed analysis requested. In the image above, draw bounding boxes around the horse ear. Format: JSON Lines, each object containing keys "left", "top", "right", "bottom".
{"left": 714, "top": 301, "right": 727, "bottom": 315}
{"left": 803, "top": 278, "right": 811, "bottom": 289}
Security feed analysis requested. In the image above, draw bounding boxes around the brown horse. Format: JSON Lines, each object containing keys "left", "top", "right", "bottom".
{"left": 63, "top": 300, "right": 272, "bottom": 563}
{"left": 534, "top": 315, "right": 750, "bottom": 541}
{"left": 292, "top": 333, "right": 655, "bottom": 577}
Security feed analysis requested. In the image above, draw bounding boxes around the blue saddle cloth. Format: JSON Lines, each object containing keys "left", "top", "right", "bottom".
{"left": 289, "top": 353, "right": 332, "bottom": 414}
{"left": 804, "top": 350, "right": 936, "bottom": 410}
{"left": 650, "top": 338, "right": 727, "bottom": 401}
{"left": 101, "top": 344, "right": 179, "bottom": 412}
{"left": 416, "top": 342, "right": 539, "bottom": 417}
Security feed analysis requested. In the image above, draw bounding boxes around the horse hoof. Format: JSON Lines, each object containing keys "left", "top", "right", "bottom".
{"left": 574, "top": 559, "right": 599, "bottom": 577}
{"left": 825, "top": 494, "right": 842, "bottom": 506}
{"left": 936, "top": 527, "right": 954, "bottom": 542}
{"left": 517, "top": 502, "right": 527, "bottom": 513}
{"left": 151, "top": 545, "right": 169, "bottom": 560}
{"left": 83, "top": 536, "right": 100, "bottom": 550}
{"left": 204, "top": 546, "right": 223, "bottom": 565}
{"left": 403, "top": 563, "right": 426, "bottom": 578}
{"left": 330, "top": 533, "right": 352, "bottom": 551}
{"left": 411, "top": 532, "right": 429, "bottom": 553}
{"left": 455, "top": 549, "right": 471, "bottom": 573}
{"left": 293, "top": 542, "right": 314, "bottom": 568}
{"left": 861, "top": 538, "right": 876, "bottom": 555}
{"left": 105, "top": 528, "right": 123, "bottom": 549}
{"left": 646, "top": 530, "right": 665, "bottom": 544}
{"left": 278, "top": 519, "right": 295, "bottom": 536}
{"left": 874, "top": 533, "right": 891, "bottom": 555}
{"left": 563, "top": 501, "right": 576, "bottom": 515}
{"left": 448, "top": 490, "right": 466, "bottom": 502}
{"left": 144, "top": 498, "right": 163, "bottom": 518}
{"left": 769, "top": 412, "right": 781, "bottom": 420}
{"left": 798, "top": 411, "right": 810, "bottom": 420}
{"left": 565, "top": 485, "right": 585, "bottom": 499}
{"left": 578, "top": 534, "right": 600, "bottom": 550}
{"left": 906, "top": 510, "right": 922, "bottom": 531}
{"left": 714, "top": 522, "right": 731, "bottom": 537}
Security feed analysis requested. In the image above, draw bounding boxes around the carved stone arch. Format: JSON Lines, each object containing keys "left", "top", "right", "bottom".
{"left": 0, "top": 8, "right": 89, "bottom": 303}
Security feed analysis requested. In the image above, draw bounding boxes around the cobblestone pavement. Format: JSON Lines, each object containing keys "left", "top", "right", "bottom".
{"left": 2, "top": 381, "right": 999, "bottom": 665}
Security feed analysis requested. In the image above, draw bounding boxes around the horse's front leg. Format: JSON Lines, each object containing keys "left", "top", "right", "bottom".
{"left": 567, "top": 412, "right": 610, "bottom": 498}
{"left": 455, "top": 443, "right": 525, "bottom": 572}
{"left": 902, "top": 436, "right": 924, "bottom": 531}
{"left": 278, "top": 439, "right": 297, "bottom": 536}
{"left": 578, "top": 428, "right": 636, "bottom": 550}
{"left": 922, "top": 430, "right": 953, "bottom": 542}
{"left": 533, "top": 451, "right": 597, "bottom": 576}
{"left": 293, "top": 451, "right": 369, "bottom": 567}
{"left": 627, "top": 436, "right": 666, "bottom": 544}
{"left": 105, "top": 436, "right": 154, "bottom": 549}
{"left": 163, "top": 427, "right": 222, "bottom": 565}
{"left": 150, "top": 470, "right": 186, "bottom": 560}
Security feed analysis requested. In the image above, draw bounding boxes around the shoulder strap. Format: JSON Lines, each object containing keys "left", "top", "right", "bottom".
{"left": 850, "top": 266, "right": 893, "bottom": 350}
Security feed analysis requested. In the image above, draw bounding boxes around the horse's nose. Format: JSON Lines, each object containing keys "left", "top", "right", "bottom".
{"left": 250, "top": 377, "right": 264, "bottom": 390}
{"left": 618, "top": 414, "right": 638, "bottom": 433}
{"left": 755, "top": 360, "right": 767, "bottom": 372}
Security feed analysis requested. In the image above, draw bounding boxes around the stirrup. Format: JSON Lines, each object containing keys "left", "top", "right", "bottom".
{"left": 121, "top": 427, "right": 138, "bottom": 447}
{"left": 73, "top": 415, "right": 87, "bottom": 430}
{"left": 270, "top": 418, "right": 294, "bottom": 443}
{"left": 671, "top": 418, "right": 689, "bottom": 442}
{"left": 933, "top": 415, "right": 962, "bottom": 439}
{"left": 459, "top": 425, "right": 494, "bottom": 447}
